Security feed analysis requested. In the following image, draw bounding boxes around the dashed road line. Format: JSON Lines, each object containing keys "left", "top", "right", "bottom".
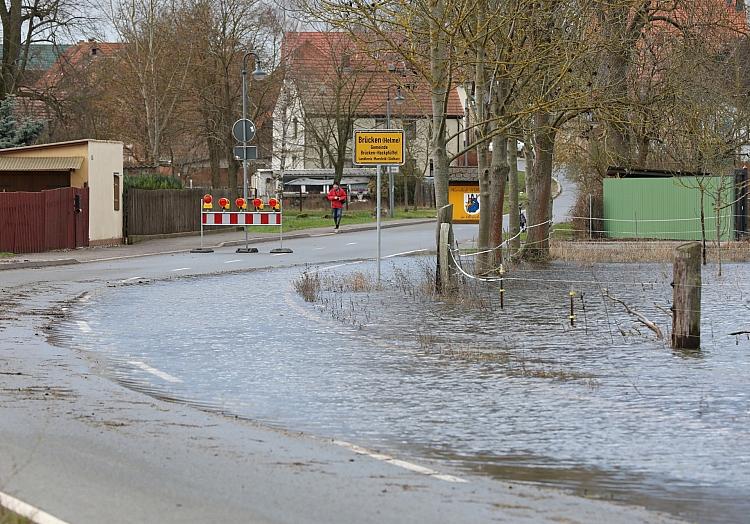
{"left": 319, "top": 261, "right": 363, "bottom": 271}
{"left": 127, "top": 361, "right": 182, "bottom": 383}
{"left": 332, "top": 440, "right": 467, "bottom": 483}
{"left": 120, "top": 276, "right": 143, "bottom": 283}
{"left": 0, "top": 490, "right": 70, "bottom": 524}
{"left": 76, "top": 321, "right": 91, "bottom": 333}
{"left": 383, "top": 249, "right": 428, "bottom": 259}
{"left": 171, "top": 267, "right": 190, "bottom": 272}
{"left": 346, "top": 242, "right": 357, "bottom": 245}
{"left": 224, "top": 259, "right": 242, "bottom": 264}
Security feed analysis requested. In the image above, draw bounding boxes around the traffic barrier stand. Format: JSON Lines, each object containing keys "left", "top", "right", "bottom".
{"left": 268, "top": 197, "right": 293, "bottom": 254}
{"left": 189, "top": 194, "right": 292, "bottom": 254}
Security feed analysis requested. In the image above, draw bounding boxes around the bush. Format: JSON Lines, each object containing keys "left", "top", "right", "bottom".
{"left": 124, "top": 174, "right": 183, "bottom": 190}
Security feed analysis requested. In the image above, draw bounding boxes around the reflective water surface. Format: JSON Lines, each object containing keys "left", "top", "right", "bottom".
{"left": 56, "top": 260, "right": 750, "bottom": 523}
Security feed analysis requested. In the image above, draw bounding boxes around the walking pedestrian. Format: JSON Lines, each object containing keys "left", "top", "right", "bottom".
{"left": 327, "top": 183, "right": 347, "bottom": 232}
{"left": 519, "top": 206, "right": 527, "bottom": 232}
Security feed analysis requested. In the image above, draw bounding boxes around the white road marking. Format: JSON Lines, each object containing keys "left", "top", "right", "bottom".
{"left": 313, "top": 247, "right": 325, "bottom": 250}
{"left": 319, "top": 261, "right": 363, "bottom": 271}
{"left": 76, "top": 321, "right": 91, "bottom": 333}
{"left": 120, "top": 276, "right": 143, "bottom": 283}
{"left": 171, "top": 267, "right": 190, "bottom": 272}
{"left": 128, "top": 361, "right": 182, "bottom": 383}
{"left": 0, "top": 490, "right": 71, "bottom": 524}
{"left": 77, "top": 294, "right": 90, "bottom": 303}
{"left": 383, "top": 249, "right": 428, "bottom": 259}
{"left": 332, "top": 440, "right": 467, "bottom": 483}
{"left": 271, "top": 253, "right": 288, "bottom": 256}
{"left": 224, "top": 259, "right": 242, "bottom": 264}
{"left": 346, "top": 242, "right": 357, "bottom": 245}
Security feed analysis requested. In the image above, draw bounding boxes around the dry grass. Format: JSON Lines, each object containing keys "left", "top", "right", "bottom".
{"left": 320, "top": 271, "right": 374, "bottom": 293}
{"left": 293, "top": 270, "right": 321, "bottom": 302}
{"left": 551, "top": 240, "right": 750, "bottom": 263}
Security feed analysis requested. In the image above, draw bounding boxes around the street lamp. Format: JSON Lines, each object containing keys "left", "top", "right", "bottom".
{"left": 241, "top": 51, "right": 267, "bottom": 202}
{"left": 386, "top": 85, "right": 404, "bottom": 217}
{"left": 236, "top": 50, "right": 266, "bottom": 254}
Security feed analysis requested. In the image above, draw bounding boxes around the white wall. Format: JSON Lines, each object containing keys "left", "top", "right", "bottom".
{"left": 88, "top": 141, "right": 124, "bottom": 243}
{"left": 272, "top": 82, "right": 306, "bottom": 171}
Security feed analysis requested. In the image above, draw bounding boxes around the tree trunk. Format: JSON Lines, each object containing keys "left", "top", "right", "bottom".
{"left": 489, "top": 133, "right": 507, "bottom": 270}
{"left": 209, "top": 139, "right": 222, "bottom": 188}
{"left": 524, "top": 111, "right": 555, "bottom": 260}
{"left": 414, "top": 176, "right": 423, "bottom": 207}
{"left": 0, "top": 1, "right": 22, "bottom": 97}
{"left": 403, "top": 174, "right": 409, "bottom": 210}
{"left": 430, "top": 0, "right": 450, "bottom": 208}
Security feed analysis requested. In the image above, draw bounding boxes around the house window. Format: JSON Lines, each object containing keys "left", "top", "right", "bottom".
{"left": 113, "top": 174, "right": 120, "bottom": 211}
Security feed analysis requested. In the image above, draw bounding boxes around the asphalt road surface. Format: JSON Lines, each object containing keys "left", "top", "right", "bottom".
{"left": 0, "top": 222, "right": 680, "bottom": 524}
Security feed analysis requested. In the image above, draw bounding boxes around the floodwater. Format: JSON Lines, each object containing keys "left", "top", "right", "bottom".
{"left": 56, "top": 259, "right": 750, "bottom": 523}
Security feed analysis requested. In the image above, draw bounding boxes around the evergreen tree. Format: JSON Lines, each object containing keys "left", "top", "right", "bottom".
{"left": 0, "top": 96, "right": 44, "bottom": 149}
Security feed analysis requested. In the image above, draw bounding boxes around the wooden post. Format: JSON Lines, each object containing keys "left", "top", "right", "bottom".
{"left": 438, "top": 222, "right": 456, "bottom": 292}
{"left": 672, "top": 242, "right": 701, "bottom": 349}
{"left": 436, "top": 204, "right": 454, "bottom": 292}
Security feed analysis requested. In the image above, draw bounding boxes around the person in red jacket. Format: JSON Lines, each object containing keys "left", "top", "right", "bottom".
{"left": 327, "top": 183, "right": 347, "bottom": 232}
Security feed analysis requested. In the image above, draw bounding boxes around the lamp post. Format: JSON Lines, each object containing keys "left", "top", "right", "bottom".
{"left": 236, "top": 51, "right": 266, "bottom": 253}
{"left": 241, "top": 51, "right": 267, "bottom": 203}
{"left": 386, "top": 85, "right": 404, "bottom": 217}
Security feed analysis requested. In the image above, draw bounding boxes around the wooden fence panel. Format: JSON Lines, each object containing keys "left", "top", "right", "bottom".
{"left": 43, "top": 188, "right": 71, "bottom": 251}
{"left": 74, "top": 187, "right": 89, "bottom": 248}
{"left": 0, "top": 191, "right": 45, "bottom": 253}
{"left": 0, "top": 187, "right": 88, "bottom": 253}
{"left": 125, "top": 188, "right": 239, "bottom": 237}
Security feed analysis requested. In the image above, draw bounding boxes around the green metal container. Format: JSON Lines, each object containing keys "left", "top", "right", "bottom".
{"left": 603, "top": 176, "right": 735, "bottom": 241}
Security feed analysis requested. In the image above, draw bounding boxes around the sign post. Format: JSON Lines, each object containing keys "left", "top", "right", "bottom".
{"left": 232, "top": 117, "right": 258, "bottom": 253}
{"left": 353, "top": 130, "right": 405, "bottom": 283}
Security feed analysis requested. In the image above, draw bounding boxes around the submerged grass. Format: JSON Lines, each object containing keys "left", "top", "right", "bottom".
{"left": 292, "top": 263, "right": 599, "bottom": 387}
{"left": 293, "top": 270, "right": 320, "bottom": 302}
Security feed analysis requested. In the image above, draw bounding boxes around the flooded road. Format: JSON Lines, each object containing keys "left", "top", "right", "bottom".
{"left": 56, "top": 259, "right": 750, "bottom": 523}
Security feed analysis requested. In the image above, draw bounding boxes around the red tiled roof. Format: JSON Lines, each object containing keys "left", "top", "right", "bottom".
{"left": 35, "top": 41, "right": 124, "bottom": 91}
{"left": 282, "top": 32, "right": 464, "bottom": 118}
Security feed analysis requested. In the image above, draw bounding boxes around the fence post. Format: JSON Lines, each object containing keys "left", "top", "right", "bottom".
{"left": 438, "top": 222, "right": 456, "bottom": 292}
{"left": 672, "top": 242, "right": 701, "bottom": 349}
{"left": 436, "top": 204, "right": 454, "bottom": 293}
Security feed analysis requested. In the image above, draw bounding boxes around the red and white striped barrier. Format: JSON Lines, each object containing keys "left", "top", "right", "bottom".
{"left": 202, "top": 211, "right": 281, "bottom": 226}
{"left": 191, "top": 194, "right": 290, "bottom": 254}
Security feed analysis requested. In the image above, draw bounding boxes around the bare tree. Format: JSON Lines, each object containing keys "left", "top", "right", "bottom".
{"left": 1, "top": 0, "right": 84, "bottom": 98}
{"left": 106, "top": 0, "right": 195, "bottom": 164}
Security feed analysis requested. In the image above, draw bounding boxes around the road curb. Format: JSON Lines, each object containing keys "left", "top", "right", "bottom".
{"left": 0, "top": 258, "right": 79, "bottom": 271}
{"left": 0, "top": 218, "right": 437, "bottom": 269}
{"left": 217, "top": 219, "right": 435, "bottom": 247}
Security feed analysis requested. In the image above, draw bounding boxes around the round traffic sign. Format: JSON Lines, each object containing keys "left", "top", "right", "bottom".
{"left": 232, "top": 119, "right": 256, "bottom": 142}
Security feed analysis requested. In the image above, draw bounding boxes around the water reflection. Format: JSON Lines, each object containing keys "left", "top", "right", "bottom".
{"left": 55, "top": 260, "right": 750, "bottom": 524}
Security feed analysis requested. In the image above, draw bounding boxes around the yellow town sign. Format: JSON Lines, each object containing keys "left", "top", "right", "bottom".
{"left": 353, "top": 130, "right": 405, "bottom": 165}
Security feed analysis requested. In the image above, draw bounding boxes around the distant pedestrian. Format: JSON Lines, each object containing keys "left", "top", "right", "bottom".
{"left": 519, "top": 207, "right": 527, "bottom": 232}
{"left": 327, "top": 183, "right": 347, "bottom": 232}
